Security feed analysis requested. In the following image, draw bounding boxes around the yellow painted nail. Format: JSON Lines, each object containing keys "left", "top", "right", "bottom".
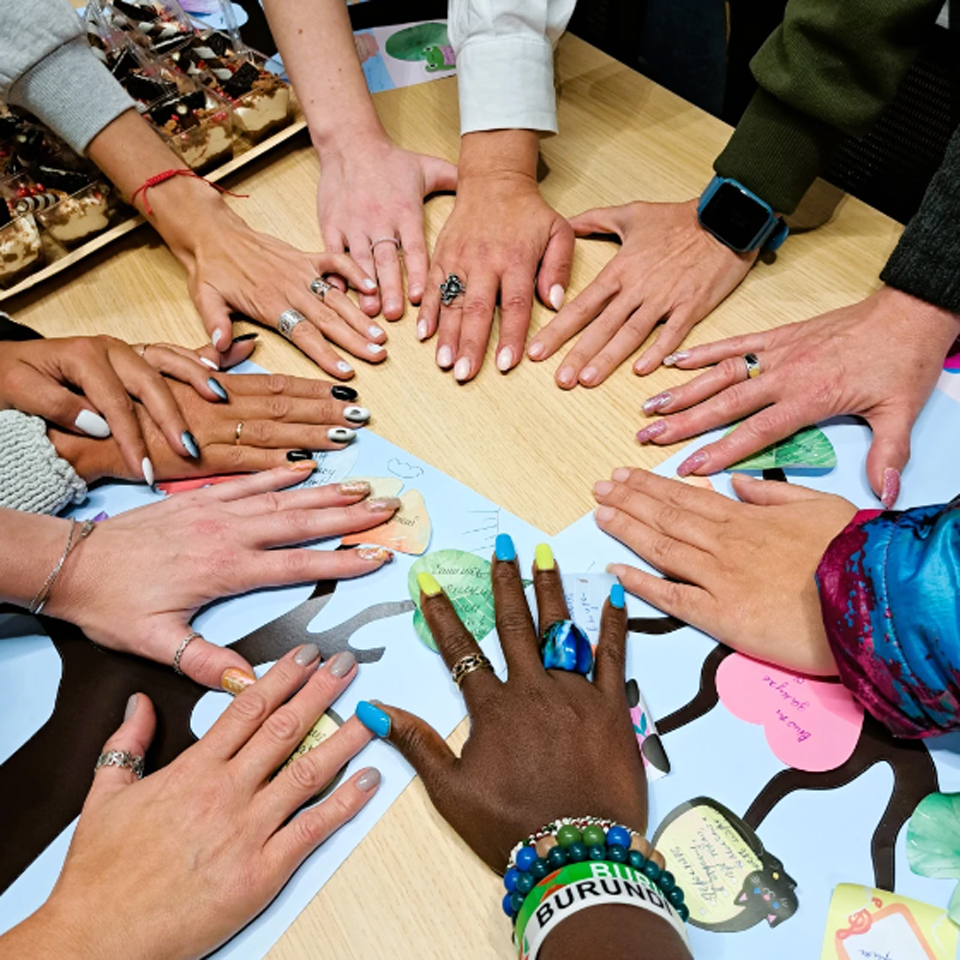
{"left": 535, "top": 543, "right": 555, "bottom": 571}
{"left": 417, "top": 572, "right": 443, "bottom": 597}
{"left": 221, "top": 667, "right": 257, "bottom": 696}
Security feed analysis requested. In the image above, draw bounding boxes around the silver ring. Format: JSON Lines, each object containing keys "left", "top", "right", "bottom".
{"left": 95, "top": 749, "right": 145, "bottom": 780}
{"left": 173, "top": 631, "right": 201, "bottom": 675}
{"left": 743, "top": 353, "right": 761, "bottom": 379}
{"left": 309, "top": 277, "right": 332, "bottom": 301}
{"left": 370, "top": 236, "right": 401, "bottom": 253}
{"left": 277, "top": 308, "right": 307, "bottom": 340}
{"left": 450, "top": 652, "right": 494, "bottom": 689}
{"left": 439, "top": 273, "right": 465, "bottom": 306}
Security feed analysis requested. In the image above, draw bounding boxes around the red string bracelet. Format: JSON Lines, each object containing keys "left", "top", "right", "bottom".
{"left": 131, "top": 168, "right": 248, "bottom": 217}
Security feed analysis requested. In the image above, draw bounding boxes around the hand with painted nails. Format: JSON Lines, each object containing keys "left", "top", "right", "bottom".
{"left": 417, "top": 131, "right": 575, "bottom": 383}
{"left": 1, "top": 465, "right": 398, "bottom": 688}
{"left": 50, "top": 373, "right": 371, "bottom": 483}
{"left": 638, "top": 287, "right": 960, "bottom": 506}
{"left": 356, "top": 538, "right": 651, "bottom": 873}
{"left": 527, "top": 200, "right": 755, "bottom": 388}
{"left": 0, "top": 648, "right": 380, "bottom": 960}
{"left": 594, "top": 469, "right": 858, "bottom": 675}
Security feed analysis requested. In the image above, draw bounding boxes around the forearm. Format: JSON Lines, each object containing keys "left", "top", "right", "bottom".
{"left": 0, "top": 507, "right": 72, "bottom": 608}
{"left": 540, "top": 904, "right": 691, "bottom": 960}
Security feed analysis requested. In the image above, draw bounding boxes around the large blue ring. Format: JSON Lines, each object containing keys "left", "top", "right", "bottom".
{"left": 540, "top": 620, "right": 594, "bottom": 675}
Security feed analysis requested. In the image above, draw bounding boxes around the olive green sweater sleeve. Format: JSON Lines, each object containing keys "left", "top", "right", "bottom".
{"left": 714, "top": 0, "right": 943, "bottom": 214}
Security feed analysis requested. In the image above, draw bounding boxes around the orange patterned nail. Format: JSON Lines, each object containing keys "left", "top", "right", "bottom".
{"left": 221, "top": 668, "right": 257, "bottom": 695}
{"left": 357, "top": 546, "right": 394, "bottom": 562}
{"left": 339, "top": 481, "right": 371, "bottom": 497}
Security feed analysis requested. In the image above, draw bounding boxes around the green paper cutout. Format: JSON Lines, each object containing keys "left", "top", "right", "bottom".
{"left": 408, "top": 550, "right": 494, "bottom": 652}
{"left": 726, "top": 425, "right": 837, "bottom": 470}
{"left": 385, "top": 23, "right": 449, "bottom": 62}
{"left": 907, "top": 791, "right": 960, "bottom": 924}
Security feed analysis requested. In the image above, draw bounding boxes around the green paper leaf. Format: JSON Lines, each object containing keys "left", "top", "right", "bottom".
{"left": 726, "top": 425, "right": 837, "bottom": 470}
{"left": 384, "top": 22, "right": 450, "bottom": 61}
{"left": 907, "top": 792, "right": 960, "bottom": 885}
{"left": 408, "top": 550, "right": 494, "bottom": 653}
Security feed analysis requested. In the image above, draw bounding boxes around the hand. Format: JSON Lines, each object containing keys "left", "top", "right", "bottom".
{"left": 44, "top": 464, "right": 399, "bottom": 687}
{"left": 638, "top": 287, "right": 960, "bottom": 505}
{"left": 316, "top": 135, "right": 457, "bottom": 319}
{"left": 594, "top": 469, "right": 859, "bottom": 674}
{"left": 52, "top": 372, "right": 372, "bottom": 483}
{"left": 0, "top": 649, "right": 379, "bottom": 960}
{"left": 129, "top": 335, "right": 258, "bottom": 379}
{"left": 527, "top": 200, "right": 755, "bottom": 388}
{"left": 418, "top": 131, "right": 575, "bottom": 382}
{"left": 356, "top": 540, "right": 645, "bottom": 871}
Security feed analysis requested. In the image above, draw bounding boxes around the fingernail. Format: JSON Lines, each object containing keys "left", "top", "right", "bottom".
{"left": 637, "top": 421, "right": 668, "bottom": 443}
{"left": 549, "top": 284, "right": 565, "bottom": 311}
{"left": 663, "top": 351, "right": 689, "bottom": 367}
{"left": 454, "top": 357, "right": 471, "bottom": 382}
{"left": 336, "top": 361, "right": 354, "bottom": 375}
{"left": 356, "top": 767, "right": 381, "bottom": 792}
{"left": 362, "top": 278, "right": 378, "bottom": 291}
{"left": 331, "top": 385, "right": 358, "bottom": 401}
{"left": 366, "top": 496, "right": 401, "bottom": 512}
{"left": 881, "top": 467, "right": 901, "bottom": 509}
{"left": 609, "top": 583, "right": 625, "bottom": 609}
{"left": 141, "top": 457, "right": 155, "bottom": 487}
{"left": 199, "top": 357, "right": 219, "bottom": 370}
{"left": 417, "top": 572, "right": 443, "bottom": 596}
{"left": 634, "top": 358, "right": 654, "bottom": 376}
{"left": 287, "top": 449, "right": 313, "bottom": 462}
{"left": 211, "top": 329, "right": 223, "bottom": 348}
{"left": 594, "top": 480, "right": 614, "bottom": 496}
{"left": 368, "top": 324, "right": 384, "bottom": 339}
{"left": 612, "top": 467, "right": 631, "bottom": 482}
{"left": 124, "top": 693, "right": 138, "bottom": 721}
{"left": 339, "top": 480, "right": 371, "bottom": 496}
{"left": 357, "top": 546, "right": 394, "bottom": 562}
{"left": 580, "top": 366, "right": 599, "bottom": 385}
{"left": 207, "top": 377, "right": 228, "bottom": 401}
{"left": 328, "top": 427, "right": 356, "bottom": 443}
{"left": 642, "top": 393, "right": 672, "bottom": 414}
{"left": 384, "top": 299, "right": 401, "bottom": 315}
{"left": 344, "top": 406, "right": 370, "bottom": 424}
{"left": 290, "top": 459, "right": 317, "bottom": 472}
{"left": 535, "top": 543, "right": 555, "bottom": 571}
{"left": 557, "top": 366, "right": 576, "bottom": 388}
{"left": 528, "top": 340, "right": 545, "bottom": 360}
{"left": 677, "top": 450, "right": 708, "bottom": 477}
{"left": 181, "top": 431, "right": 200, "bottom": 459}
{"left": 327, "top": 650, "right": 356, "bottom": 678}
{"left": 221, "top": 667, "right": 257, "bottom": 695}
{"left": 595, "top": 505, "right": 616, "bottom": 522}
{"left": 495, "top": 533, "right": 516, "bottom": 562}
{"left": 75, "top": 409, "right": 111, "bottom": 439}
{"left": 367, "top": 343, "right": 386, "bottom": 356}
{"left": 437, "top": 345, "right": 453, "bottom": 368}
{"left": 356, "top": 701, "right": 391, "bottom": 738}
{"left": 496, "top": 346, "right": 514, "bottom": 372}
{"left": 417, "top": 319, "right": 429, "bottom": 341}
{"left": 294, "top": 643, "right": 321, "bottom": 666}
{"left": 232, "top": 332, "right": 259, "bottom": 343}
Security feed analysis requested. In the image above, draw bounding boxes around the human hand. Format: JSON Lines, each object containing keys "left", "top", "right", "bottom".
{"left": 2, "top": 648, "right": 379, "bottom": 960}
{"left": 355, "top": 539, "right": 645, "bottom": 871}
{"left": 636, "top": 286, "right": 960, "bottom": 506}
{"left": 316, "top": 135, "right": 457, "bottom": 319}
{"left": 594, "top": 469, "right": 859, "bottom": 674}
{"left": 44, "top": 464, "right": 398, "bottom": 687}
{"left": 527, "top": 200, "right": 755, "bottom": 388}
{"left": 418, "top": 131, "right": 575, "bottom": 382}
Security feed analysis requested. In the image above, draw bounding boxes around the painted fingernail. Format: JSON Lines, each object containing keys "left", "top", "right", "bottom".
{"left": 331, "top": 385, "right": 358, "bottom": 401}
{"left": 368, "top": 325, "right": 384, "bottom": 339}
{"left": 634, "top": 357, "right": 655, "bottom": 376}
{"left": 338, "top": 480, "right": 371, "bottom": 496}
{"left": 327, "top": 650, "right": 356, "bottom": 678}
{"left": 367, "top": 343, "right": 386, "bottom": 356}
{"left": 557, "top": 366, "right": 576, "bottom": 388}
{"left": 328, "top": 427, "right": 356, "bottom": 443}
{"left": 287, "top": 449, "right": 313, "bottom": 462}
{"left": 294, "top": 643, "right": 321, "bottom": 667}
{"left": 580, "top": 366, "right": 599, "bottom": 385}
{"left": 356, "top": 767, "right": 381, "bottom": 792}
{"left": 417, "top": 319, "right": 429, "bottom": 341}
{"left": 75, "top": 409, "right": 111, "bottom": 438}
{"left": 232, "top": 332, "right": 259, "bottom": 343}
{"left": 594, "top": 480, "right": 614, "bottom": 496}
{"left": 344, "top": 406, "right": 370, "bottom": 424}
{"left": 609, "top": 583, "right": 625, "bottom": 609}
{"left": 595, "top": 505, "right": 616, "bottom": 522}
{"left": 612, "top": 467, "right": 631, "bottom": 482}
{"left": 211, "top": 329, "right": 222, "bottom": 348}
{"left": 181, "top": 431, "right": 200, "bottom": 459}
{"left": 141, "top": 457, "right": 155, "bottom": 487}
{"left": 496, "top": 346, "right": 514, "bottom": 372}
{"left": 366, "top": 496, "right": 401, "bottom": 512}
{"left": 495, "top": 533, "right": 516, "bottom": 562}
{"left": 677, "top": 450, "right": 708, "bottom": 477}
{"left": 417, "top": 572, "right": 443, "bottom": 596}
{"left": 207, "top": 377, "right": 228, "bottom": 401}
{"left": 200, "top": 357, "right": 219, "bottom": 370}
{"left": 221, "top": 668, "right": 257, "bottom": 695}
{"left": 336, "top": 361, "right": 354, "bottom": 375}
{"left": 290, "top": 459, "right": 317, "bottom": 472}
{"left": 454, "top": 357, "right": 471, "bottom": 382}
{"left": 636, "top": 421, "right": 668, "bottom": 443}
{"left": 534, "top": 543, "right": 555, "bottom": 571}
{"left": 357, "top": 546, "right": 394, "bottom": 562}
{"left": 642, "top": 392, "right": 672, "bottom": 414}
{"left": 437, "top": 345, "right": 453, "bottom": 368}
{"left": 124, "top": 693, "right": 138, "bottom": 721}
{"left": 528, "top": 340, "right": 545, "bottom": 360}
{"left": 356, "top": 701, "right": 391, "bottom": 738}
{"left": 362, "top": 278, "right": 378, "bottom": 291}
{"left": 384, "top": 299, "right": 402, "bottom": 315}
{"left": 881, "top": 467, "right": 901, "bottom": 509}
{"left": 663, "top": 351, "right": 689, "bottom": 367}
{"left": 549, "top": 284, "right": 565, "bottom": 311}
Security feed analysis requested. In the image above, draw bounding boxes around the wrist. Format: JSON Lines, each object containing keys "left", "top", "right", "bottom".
{"left": 874, "top": 284, "right": 960, "bottom": 350}
{"left": 0, "top": 514, "right": 73, "bottom": 610}
{"left": 135, "top": 174, "right": 233, "bottom": 257}
{"left": 311, "top": 116, "right": 389, "bottom": 162}
{"left": 459, "top": 129, "right": 539, "bottom": 183}
{"left": 0, "top": 900, "right": 88, "bottom": 960}
{"left": 49, "top": 429, "right": 123, "bottom": 483}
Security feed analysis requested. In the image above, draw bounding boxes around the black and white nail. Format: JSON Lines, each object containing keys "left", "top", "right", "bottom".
{"left": 344, "top": 406, "right": 370, "bottom": 424}
{"left": 328, "top": 427, "right": 356, "bottom": 444}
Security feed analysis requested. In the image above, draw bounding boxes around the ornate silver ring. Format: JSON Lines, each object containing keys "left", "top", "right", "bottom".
{"left": 95, "top": 749, "right": 145, "bottom": 780}
{"left": 309, "top": 277, "right": 332, "bottom": 301}
{"left": 277, "top": 308, "right": 307, "bottom": 340}
{"left": 439, "top": 273, "right": 466, "bottom": 306}
{"left": 173, "top": 631, "right": 201, "bottom": 675}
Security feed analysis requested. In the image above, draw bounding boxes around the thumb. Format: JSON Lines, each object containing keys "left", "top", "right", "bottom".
{"left": 86, "top": 692, "right": 157, "bottom": 804}
{"left": 173, "top": 628, "right": 257, "bottom": 691}
{"left": 193, "top": 285, "right": 234, "bottom": 353}
{"left": 422, "top": 156, "right": 458, "bottom": 195}
{"left": 865, "top": 409, "right": 913, "bottom": 508}
{"left": 568, "top": 205, "right": 626, "bottom": 239}
{"left": 537, "top": 218, "right": 575, "bottom": 312}
{"left": 731, "top": 473, "right": 834, "bottom": 507}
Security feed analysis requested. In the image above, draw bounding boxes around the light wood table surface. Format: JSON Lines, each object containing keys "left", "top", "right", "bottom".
{"left": 8, "top": 34, "right": 904, "bottom": 960}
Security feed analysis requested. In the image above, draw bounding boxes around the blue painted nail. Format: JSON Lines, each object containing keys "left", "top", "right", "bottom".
{"left": 495, "top": 533, "right": 516, "bottom": 562}
{"left": 356, "top": 700, "right": 391, "bottom": 738}
{"left": 610, "top": 583, "right": 625, "bottom": 609}
{"left": 181, "top": 431, "right": 200, "bottom": 459}
{"left": 207, "top": 377, "right": 228, "bottom": 401}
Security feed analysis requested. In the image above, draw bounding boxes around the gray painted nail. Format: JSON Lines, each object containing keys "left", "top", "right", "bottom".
{"left": 294, "top": 643, "right": 320, "bottom": 666}
{"left": 328, "top": 651, "right": 357, "bottom": 678}
{"left": 181, "top": 431, "right": 200, "bottom": 459}
{"left": 207, "top": 377, "right": 228, "bottom": 401}
{"left": 356, "top": 768, "right": 381, "bottom": 792}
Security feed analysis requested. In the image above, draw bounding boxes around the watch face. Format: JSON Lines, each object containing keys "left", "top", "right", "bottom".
{"left": 700, "top": 182, "right": 771, "bottom": 250}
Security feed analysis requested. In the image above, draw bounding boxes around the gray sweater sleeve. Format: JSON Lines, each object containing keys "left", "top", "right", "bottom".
{"left": 0, "top": 409, "right": 87, "bottom": 514}
{"left": 0, "top": 0, "right": 135, "bottom": 154}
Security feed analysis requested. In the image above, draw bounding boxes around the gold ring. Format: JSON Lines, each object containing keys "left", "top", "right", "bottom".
{"left": 743, "top": 353, "right": 761, "bottom": 379}
{"left": 235, "top": 421, "right": 244, "bottom": 446}
{"left": 450, "top": 652, "right": 494, "bottom": 689}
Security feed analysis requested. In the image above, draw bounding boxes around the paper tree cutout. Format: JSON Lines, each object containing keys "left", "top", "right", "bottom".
{"left": 727, "top": 425, "right": 837, "bottom": 471}
{"left": 907, "top": 792, "right": 960, "bottom": 923}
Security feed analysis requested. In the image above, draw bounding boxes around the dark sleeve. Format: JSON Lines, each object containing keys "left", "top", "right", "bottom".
{"left": 0, "top": 313, "right": 42, "bottom": 341}
{"left": 880, "top": 125, "right": 960, "bottom": 312}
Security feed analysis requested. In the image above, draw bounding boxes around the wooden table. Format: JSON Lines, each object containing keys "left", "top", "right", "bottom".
{"left": 7, "top": 35, "right": 904, "bottom": 960}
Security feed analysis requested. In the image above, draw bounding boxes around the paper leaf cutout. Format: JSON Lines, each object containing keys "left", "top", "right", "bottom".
{"left": 907, "top": 792, "right": 960, "bottom": 924}
{"left": 726, "top": 425, "right": 837, "bottom": 470}
{"left": 342, "top": 489, "right": 431, "bottom": 555}
{"left": 407, "top": 549, "right": 494, "bottom": 652}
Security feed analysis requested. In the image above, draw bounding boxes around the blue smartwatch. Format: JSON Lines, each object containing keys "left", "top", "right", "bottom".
{"left": 697, "top": 176, "right": 789, "bottom": 254}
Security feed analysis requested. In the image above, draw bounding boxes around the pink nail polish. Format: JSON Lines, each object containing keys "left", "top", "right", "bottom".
{"left": 881, "top": 467, "right": 901, "bottom": 509}
{"left": 528, "top": 341, "right": 545, "bottom": 360}
{"left": 642, "top": 392, "right": 671, "bottom": 414}
{"left": 636, "top": 421, "right": 668, "bottom": 443}
{"left": 580, "top": 366, "right": 599, "bottom": 385}
{"left": 557, "top": 366, "right": 576, "bottom": 387}
{"left": 677, "top": 450, "right": 708, "bottom": 477}
{"left": 663, "top": 351, "right": 690, "bottom": 367}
